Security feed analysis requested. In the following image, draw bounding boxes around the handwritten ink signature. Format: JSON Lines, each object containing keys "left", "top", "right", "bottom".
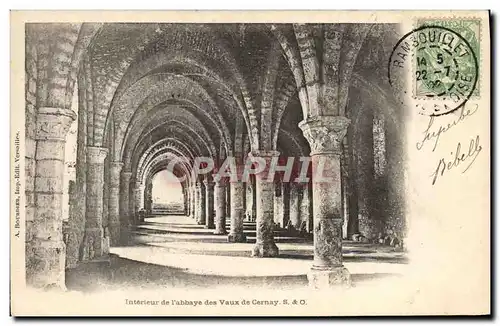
{"left": 430, "top": 135, "right": 482, "bottom": 185}
{"left": 416, "top": 104, "right": 479, "bottom": 152}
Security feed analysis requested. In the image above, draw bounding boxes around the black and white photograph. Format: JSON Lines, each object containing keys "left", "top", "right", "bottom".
{"left": 10, "top": 11, "right": 490, "bottom": 316}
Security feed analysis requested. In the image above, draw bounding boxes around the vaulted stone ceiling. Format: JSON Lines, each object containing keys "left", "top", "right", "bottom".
{"left": 75, "top": 22, "right": 400, "bottom": 186}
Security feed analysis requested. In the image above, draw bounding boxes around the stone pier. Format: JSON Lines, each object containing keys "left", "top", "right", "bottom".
{"left": 204, "top": 179, "right": 215, "bottom": 229}
{"left": 299, "top": 116, "right": 352, "bottom": 287}
{"left": 228, "top": 180, "right": 246, "bottom": 243}
{"left": 289, "top": 183, "right": 301, "bottom": 229}
{"left": 251, "top": 151, "right": 279, "bottom": 257}
{"left": 196, "top": 181, "right": 206, "bottom": 225}
{"left": 214, "top": 179, "right": 227, "bottom": 235}
{"left": 82, "top": 146, "right": 108, "bottom": 260}
{"left": 27, "top": 107, "right": 76, "bottom": 289}
{"left": 108, "top": 162, "right": 123, "bottom": 246}
{"left": 119, "top": 171, "right": 132, "bottom": 244}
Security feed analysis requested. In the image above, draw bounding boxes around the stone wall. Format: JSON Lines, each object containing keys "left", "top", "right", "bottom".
{"left": 24, "top": 26, "right": 38, "bottom": 272}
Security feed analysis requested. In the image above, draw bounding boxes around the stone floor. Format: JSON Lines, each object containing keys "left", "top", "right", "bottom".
{"left": 66, "top": 215, "right": 408, "bottom": 292}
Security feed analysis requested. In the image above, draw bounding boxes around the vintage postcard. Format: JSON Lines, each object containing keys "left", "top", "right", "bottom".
{"left": 10, "top": 10, "right": 490, "bottom": 316}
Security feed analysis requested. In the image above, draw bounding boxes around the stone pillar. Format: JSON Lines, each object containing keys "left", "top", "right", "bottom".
{"left": 108, "top": 162, "right": 123, "bottom": 246}
{"left": 185, "top": 185, "right": 191, "bottom": 217}
{"left": 283, "top": 182, "right": 290, "bottom": 228}
{"left": 251, "top": 151, "right": 279, "bottom": 257}
{"left": 129, "top": 180, "right": 137, "bottom": 225}
{"left": 299, "top": 116, "right": 351, "bottom": 287}
{"left": 195, "top": 181, "right": 206, "bottom": 225}
{"left": 245, "top": 178, "right": 256, "bottom": 222}
{"left": 28, "top": 107, "right": 76, "bottom": 289}
{"left": 119, "top": 171, "right": 132, "bottom": 244}
{"left": 214, "top": 179, "right": 227, "bottom": 235}
{"left": 299, "top": 181, "right": 313, "bottom": 233}
{"left": 204, "top": 179, "right": 215, "bottom": 229}
{"left": 190, "top": 184, "right": 196, "bottom": 218}
{"left": 135, "top": 181, "right": 144, "bottom": 210}
{"left": 193, "top": 182, "right": 199, "bottom": 221}
{"left": 273, "top": 181, "right": 283, "bottom": 227}
{"left": 227, "top": 180, "right": 246, "bottom": 242}
{"left": 225, "top": 185, "right": 231, "bottom": 220}
{"left": 356, "top": 106, "right": 377, "bottom": 239}
{"left": 66, "top": 100, "right": 87, "bottom": 269}
{"left": 289, "top": 183, "right": 301, "bottom": 229}
{"left": 347, "top": 132, "right": 357, "bottom": 240}
{"left": 137, "top": 182, "right": 145, "bottom": 222}
{"left": 145, "top": 179, "right": 153, "bottom": 216}
{"left": 82, "top": 146, "right": 108, "bottom": 260}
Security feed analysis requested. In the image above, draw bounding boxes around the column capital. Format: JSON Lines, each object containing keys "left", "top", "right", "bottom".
{"left": 35, "top": 107, "right": 77, "bottom": 141}
{"left": 249, "top": 150, "right": 280, "bottom": 158}
{"left": 110, "top": 163, "right": 123, "bottom": 188}
{"left": 87, "top": 146, "right": 108, "bottom": 164}
{"left": 299, "top": 116, "right": 350, "bottom": 156}
{"left": 214, "top": 177, "right": 228, "bottom": 187}
{"left": 111, "top": 161, "right": 124, "bottom": 169}
{"left": 110, "top": 161, "right": 124, "bottom": 177}
{"left": 203, "top": 179, "right": 215, "bottom": 188}
{"left": 121, "top": 171, "right": 133, "bottom": 182}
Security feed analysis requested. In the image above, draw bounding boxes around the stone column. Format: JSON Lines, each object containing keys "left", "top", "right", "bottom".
{"left": 28, "top": 107, "right": 76, "bottom": 289}
{"left": 214, "top": 179, "right": 227, "bottom": 235}
{"left": 225, "top": 185, "right": 231, "bottom": 220}
{"left": 190, "top": 184, "right": 196, "bottom": 218}
{"left": 185, "top": 185, "right": 191, "bottom": 217}
{"left": 273, "top": 181, "right": 283, "bottom": 227}
{"left": 344, "top": 135, "right": 359, "bottom": 239}
{"left": 145, "top": 179, "right": 153, "bottom": 216}
{"left": 195, "top": 181, "right": 206, "bottom": 225}
{"left": 108, "top": 162, "right": 123, "bottom": 246}
{"left": 227, "top": 180, "right": 246, "bottom": 242}
{"left": 137, "top": 182, "right": 146, "bottom": 223}
{"left": 204, "top": 179, "right": 215, "bottom": 229}
{"left": 356, "top": 106, "right": 377, "bottom": 239}
{"left": 135, "top": 181, "right": 144, "bottom": 210}
{"left": 66, "top": 101, "right": 87, "bottom": 268}
{"left": 245, "top": 178, "right": 256, "bottom": 222}
{"left": 119, "top": 171, "right": 132, "bottom": 244}
{"left": 299, "top": 116, "right": 351, "bottom": 287}
{"left": 82, "top": 146, "right": 108, "bottom": 260}
{"left": 282, "top": 182, "right": 290, "bottom": 228}
{"left": 251, "top": 150, "right": 279, "bottom": 257}
{"left": 193, "top": 182, "right": 199, "bottom": 221}
{"left": 250, "top": 177, "right": 256, "bottom": 221}
{"left": 289, "top": 183, "right": 301, "bottom": 229}
{"left": 129, "top": 180, "right": 137, "bottom": 225}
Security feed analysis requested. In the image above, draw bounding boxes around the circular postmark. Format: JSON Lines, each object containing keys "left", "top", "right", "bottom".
{"left": 388, "top": 25, "right": 478, "bottom": 116}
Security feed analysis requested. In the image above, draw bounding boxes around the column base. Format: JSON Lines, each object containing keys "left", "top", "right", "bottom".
{"left": 82, "top": 227, "right": 104, "bottom": 260}
{"left": 204, "top": 224, "right": 215, "bottom": 229}
{"left": 108, "top": 222, "right": 120, "bottom": 247}
{"left": 64, "top": 228, "right": 82, "bottom": 269}
{"left": 119, "top": 226, "right": 131, "bottom": 246}
{"left": 214, "top": 229, "right": 227, "bottom": 235}
{"left": 307, "top": 266, "right": 352, "bottom": 289}
{"left": 197, "top": 220, "right": 206, "bottom": 225}
{"left": 251, "top": 242, "right": 279, "bottom": 257}
{"left": 227, "top": 232, "right": 247, "bottom": 243}
{"left": 65, "top": 257, "right": 112, "bottom": 290}
{"left": 26, "top": 239, "right": 67, "bottom": 291}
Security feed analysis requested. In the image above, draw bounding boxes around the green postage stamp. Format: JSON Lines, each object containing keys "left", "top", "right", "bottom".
{"left": 414, "top": 18, "right": 481, "bottom": 98}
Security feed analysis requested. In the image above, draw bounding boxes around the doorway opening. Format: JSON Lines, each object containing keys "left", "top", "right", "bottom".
{"left": 151, "top": 169, "right": 185, "bottom": 215}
